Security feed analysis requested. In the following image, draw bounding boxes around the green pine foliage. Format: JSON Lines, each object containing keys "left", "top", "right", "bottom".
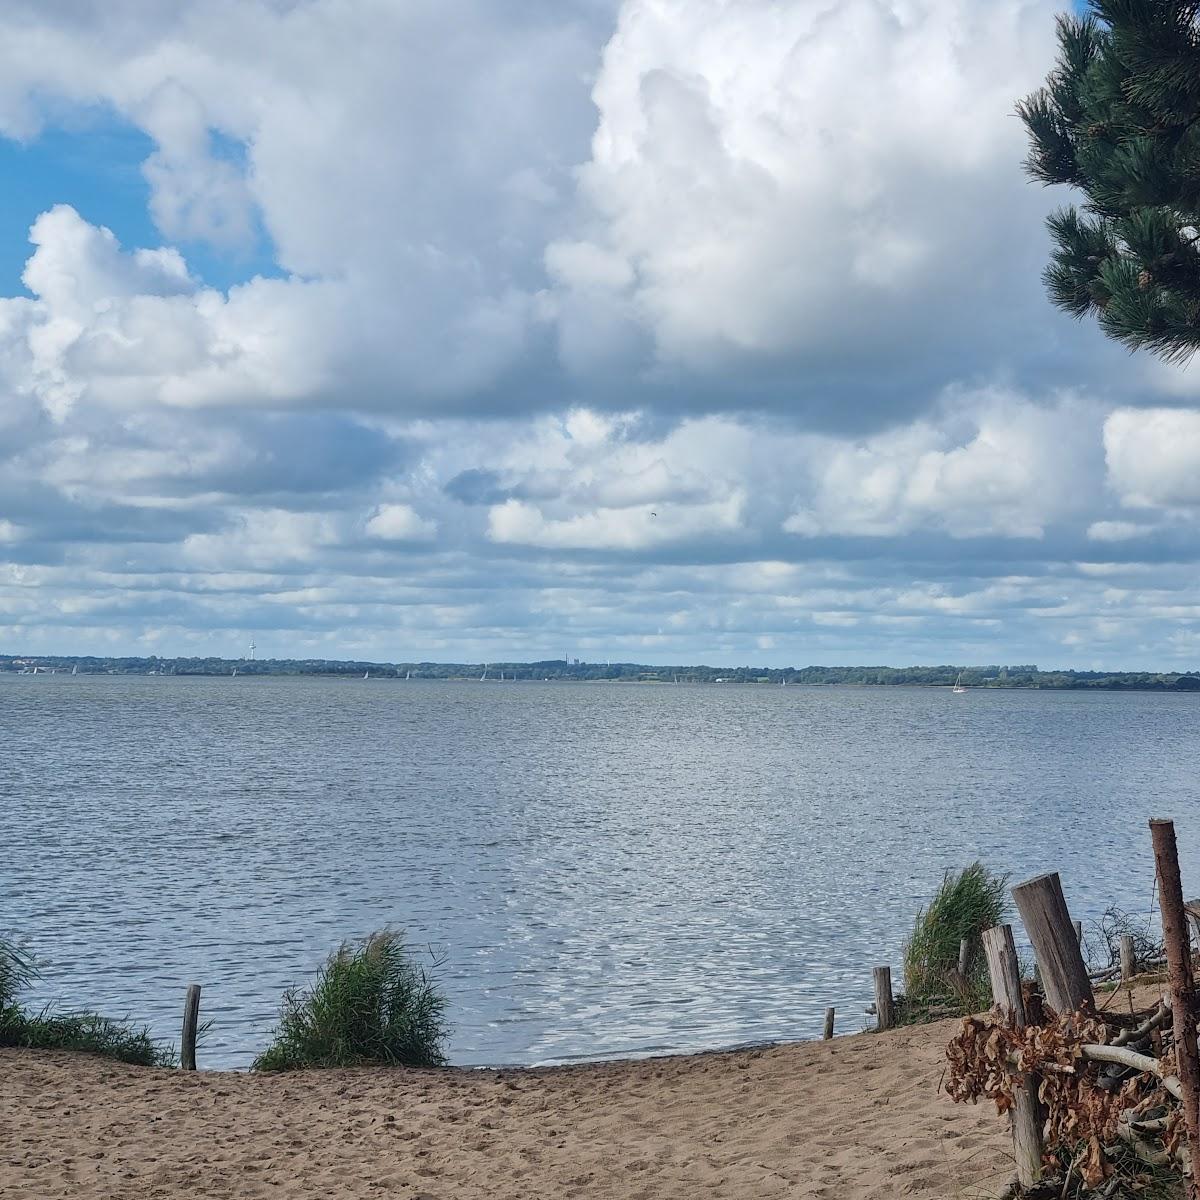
{"left": 1019, "top": 1, "right": 1200, "bottom": 361}
{"left": 252, "top": 931, "right": 449, "bottom": 1072}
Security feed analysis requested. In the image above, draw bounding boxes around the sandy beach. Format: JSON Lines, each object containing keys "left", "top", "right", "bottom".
{"left": 0, "top": 1013, "right": 1017, "bottom": 1200}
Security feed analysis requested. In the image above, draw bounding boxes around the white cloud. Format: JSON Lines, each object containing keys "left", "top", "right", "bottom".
{"left": 1104, "top": 409, "right": 1200, "bottom": 509}
{"left": 784, "top": 393, "right": 1098, "bottom": 539}
{"left": 0, "top": 2, "right": 607, "bottom": 409}
{"left": 487, "top": 493, "right": 742, "bottom": 550}
{"left": 183, "top": 509, "right": 343, "bottom": 568}
{"left": 365, "top": 503, "right": 436, "bottom": 543}
{"left": 1087, "top": 520, "right": 1155, "bottom": 543}
{"left": 549, "top": 0, "right": 1063, "bottom": 372}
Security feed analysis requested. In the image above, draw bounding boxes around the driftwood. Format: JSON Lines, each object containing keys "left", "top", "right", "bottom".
{"left": 1080, "top": 1044, "right": 1184, "bottom": 1102}
{"left": 1112, "top": 1001, "right": 1170, "bottom": 1048}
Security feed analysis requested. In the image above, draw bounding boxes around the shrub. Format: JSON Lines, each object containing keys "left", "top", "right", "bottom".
{"left": 0, "top": 936, "right": 175, "bottom": 1067}
{"left": 902, "top": 863, "right": 1010, "bottom": 1018}
{"left": 1082, "top": 905, "right": 1165, "bottom": 976}
{"left": 252, "top": 931, "right": 449, "bottom": 1072}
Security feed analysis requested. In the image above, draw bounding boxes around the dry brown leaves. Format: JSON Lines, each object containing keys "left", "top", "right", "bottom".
{"left": 945, "top": 1004, "right": 1179, "bottom": 1190}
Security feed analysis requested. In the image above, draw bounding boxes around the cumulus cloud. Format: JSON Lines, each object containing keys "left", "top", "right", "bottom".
{"left": 1104, "top": 409, "right": 1200, "bottom": 510}
{"left": 487, "top": 494, "right": 742, "bottom": 550}
{"left": 547, "top": 0, "right": 1087, "bottom": 395}
{"left": 783, "top": 393, "right": 1100, "bottom": 540}
{"left": 365, "top": 504, "right": 437, "bottom": 543}
{"left": 1087, "top": 521, "right": 1157, "bottom": 543}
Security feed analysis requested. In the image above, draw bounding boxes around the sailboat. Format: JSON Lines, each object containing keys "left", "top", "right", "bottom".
{"left": 363, "top": 670, "right": 370, "bottom": 680}
{"left": 405, "top": 669, "right": 411, "bottom": 680}
{"left": 480, "top": 665, "right": 488, "bottom": 681}
{"left": 952, "top": 672, "right": 967, "bottom": 694}
{"left": 71, "top": 665, "right": 78, "bottom": 676}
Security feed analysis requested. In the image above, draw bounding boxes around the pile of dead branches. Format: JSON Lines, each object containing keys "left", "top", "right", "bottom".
{"left": 946, "top": 998, "right": 1185, "bottom": 1193}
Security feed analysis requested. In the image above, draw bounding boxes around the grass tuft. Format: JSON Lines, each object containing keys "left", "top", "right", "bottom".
{"left": 0, "top": 936, "right": 176, "bottom": 1067}
{"left": 252, "top": 930, "right": 449, "bottom": 1072}
{"left": 901, "top": 863, "right": 1010, "bottom": 1019}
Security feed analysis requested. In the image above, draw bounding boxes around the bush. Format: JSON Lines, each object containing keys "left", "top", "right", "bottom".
{"left": 901, "top": 863, "right": 1010, "bottom": 1018}
{"left": 0, "top": 937, "right": 175, "bottom": 1067}
{"left": 1082, "top": 905, "right": 1164, "bottom": 976}
{"left": 252, "top": 931, "right": 449, "bottom": 1072}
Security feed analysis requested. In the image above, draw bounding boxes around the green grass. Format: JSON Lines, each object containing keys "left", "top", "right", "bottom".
{"left": 252, "top": 931, "right": 449, "bottom": 1072}
{"left": 901, "top": 863, "right": 1010, "bottom": 1019}
{"left": 0, "top": 937, "right": 176, "bottom": 1067}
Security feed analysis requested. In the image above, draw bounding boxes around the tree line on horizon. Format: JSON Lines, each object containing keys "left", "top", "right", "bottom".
{"left": 1, "top": 654, "right": 1198, "bottom": 690}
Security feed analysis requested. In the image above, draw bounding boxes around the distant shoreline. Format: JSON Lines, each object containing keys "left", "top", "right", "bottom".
{"left": 3, "top": 654, "right": 1198, "bottom": 692}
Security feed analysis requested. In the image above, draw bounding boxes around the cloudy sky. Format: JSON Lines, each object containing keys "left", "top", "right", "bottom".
{"left": 0, "top": 0, "right": 1196, "bottom": 669}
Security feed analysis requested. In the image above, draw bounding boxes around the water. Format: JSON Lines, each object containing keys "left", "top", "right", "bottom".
{"left": 3, "top": 675, "right": 1198, "bottom": 1069}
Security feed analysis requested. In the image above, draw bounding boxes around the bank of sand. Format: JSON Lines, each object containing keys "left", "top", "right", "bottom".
{"left": 0, "top": 1012, "right": 1031, "bottom": 1200}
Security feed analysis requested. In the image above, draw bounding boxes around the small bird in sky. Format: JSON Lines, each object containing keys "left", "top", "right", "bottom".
{"left": 650, "top": 511, "right": 657, "bottom": 517}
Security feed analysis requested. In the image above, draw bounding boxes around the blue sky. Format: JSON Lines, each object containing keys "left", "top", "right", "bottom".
{"left": 0, "top": 0, "right": 1197, "bottom": 670}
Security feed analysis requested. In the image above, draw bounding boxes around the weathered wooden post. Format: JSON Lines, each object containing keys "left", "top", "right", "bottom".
{"left": 983, "top": 924, "right": 1043, "bottom": 1189}
{"left": 1073, "top": 919, "right": 1083, "bottom": 946}
{"left": 181, "top": 983, "right": 202, "bottom": 1071}
{"left": 873, "top": 966, "right": 894, "bottom": 1032}
{"left": 1011, "top": 872, "right": 1092, "bottom": 1013}
{"left": 823, "top": 1007, "right": 835, "bottom": 1040}
{"left": 957, "top": 936, "right": 971, "bottom": 980}
{"left": 1150, "top": 819, "right": 1200, "bottom": 1197}
{"left": 1119, "top": 934, "right": 1136, "bottom": 982}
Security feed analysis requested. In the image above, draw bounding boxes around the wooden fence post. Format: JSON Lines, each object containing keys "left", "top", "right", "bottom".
{"left": 181, "top": 983, "right": 202, "bottom": 1071}
{"left": 983, "top": 924, "right": 1043, "bottom": 1189}
{"left": 873, "top": 966, "right": 894, "bottom": 1032}
{"left": 1011, "top": 872, "right": 1092, "bottom": 1014}
{"left": 1073, "top": 919, "right": 1083, "bottom": 946}
{"left": 1150, "top": 819, "right": 1200, "bottom": 1198}
{"left": 823, "top": 1007, "right": 835, "bottom": 1040}
{"left": 957, "top": 937, "right": 971, "bottom": 980}
{"left": 1119, "top": 934, "right": 1135, "bottom": 982}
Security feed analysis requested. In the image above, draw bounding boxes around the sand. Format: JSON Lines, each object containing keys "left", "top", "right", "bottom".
{"left": 0, "top": 1014, "right": 1027, "bottom": 1200}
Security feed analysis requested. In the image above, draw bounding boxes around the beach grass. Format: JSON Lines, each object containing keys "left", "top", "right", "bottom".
{"left": 901, "top": 863, "right": 1009, "bottom": 1018}
{"left": 252, "top": 930, "right": 449, "bottom": 1071}
{"left": 0, "top": 937, "right": 175, "bottom": 1067}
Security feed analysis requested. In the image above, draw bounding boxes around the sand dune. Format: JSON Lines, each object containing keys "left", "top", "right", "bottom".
{"left": 1, "top": 1018, "right": 1015, "bottom": 1199}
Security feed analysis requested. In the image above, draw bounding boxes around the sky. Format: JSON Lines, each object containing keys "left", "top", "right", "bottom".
{"left": 0, "top": 0, "right": 1197, "bottom": 670}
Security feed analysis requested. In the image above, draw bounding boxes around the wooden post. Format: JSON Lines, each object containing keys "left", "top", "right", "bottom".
{"left": 983, "top": 925, "right": 1043, "bottom": 1189}
{"left": 181, "top": 983, "right": 201, "bottom": 1071}
{"left": 1073, "top": 919, "right": 1083, "bottom": 946}
{"left": 957, "top": 936, "right": 971, "bottom": 980}
{"left": 1119, "top": 934, "right": 1135, "bottom": 982}
{"left": 1150, "top": 819, "right": 1200, "bottom": 1198}
{"left": 873, "top": 966, "right": 894, "bottom": 1032}
{"left": 823, "top": 1007, "right": 835, "bottom": 1040}
{"left": 1011, "top": 872, "right": 1092, "bottom": 1014}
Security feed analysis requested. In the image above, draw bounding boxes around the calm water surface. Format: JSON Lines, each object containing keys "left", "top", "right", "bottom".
{"left": 4, "top": 676, "right": 1198, "bottom": 1068}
